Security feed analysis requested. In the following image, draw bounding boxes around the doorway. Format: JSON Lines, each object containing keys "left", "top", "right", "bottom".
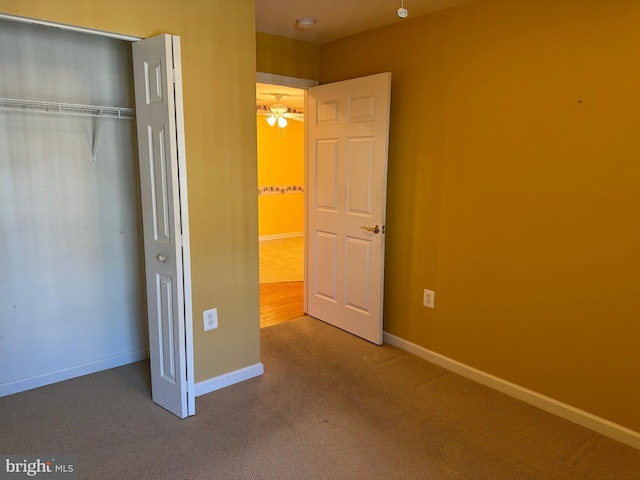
{"left": 256, "top": 82, "right": 306, "bottom": 327}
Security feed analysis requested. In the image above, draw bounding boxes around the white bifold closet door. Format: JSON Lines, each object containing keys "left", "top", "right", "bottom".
{"left": 132, "top": 34, "right": 193, "bottom": 419}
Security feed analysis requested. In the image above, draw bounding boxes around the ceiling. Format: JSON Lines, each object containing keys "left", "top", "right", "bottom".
{"left": 255, "top": 0, "right": 476, "bottom": 110}
{"left": 255, "top": 0, "right": 475, "bottom": 45}
{"left": 256, "top": 83, "right": 305, "bottom": 110}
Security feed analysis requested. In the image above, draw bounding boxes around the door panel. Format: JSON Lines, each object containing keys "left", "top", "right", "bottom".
{"left": 349, "top": 94, "right": 376, "bottom": 122}
{"left": 346, "top": 137, "right": 374, "bottom": 215}
{"left": 315, "top": 231, "right": 338, "bottom": 302}
{"left": 317, "top": 99, "right": 340, "bottom": 124}
{"left": 345, "top": 237, "right": 371, "bottom": 313}
{"left": 306, "top": 72, "right": 391, "bottom": 345}
{"left": 316, "top": 140, "right": 339, "bottom": 210}
{"left": 157, "top": 274, "right": 176, "bottom": 381}
{"left": 149, "top": 126, "right": 172, "bottom": 242}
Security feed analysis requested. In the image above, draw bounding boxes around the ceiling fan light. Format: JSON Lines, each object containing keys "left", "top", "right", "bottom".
{"left": 266, "top": 115, "right": 277, "bottom": 127}
{"left": 270, "top": 104, "right": 288, "bottom": 115}
{"left": 278, "top": 116, "right": 288, "bottom": 128}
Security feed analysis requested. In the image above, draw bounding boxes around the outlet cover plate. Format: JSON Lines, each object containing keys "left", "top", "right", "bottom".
{"left": 423, "top": 289, "right": 435, "bottom": 309}
{"left": 203, "top": 308, "right": 218, "bottom": 331}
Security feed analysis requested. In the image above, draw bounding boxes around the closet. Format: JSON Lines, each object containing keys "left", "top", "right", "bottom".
{"left": 0, "top": 19, "right": 147, "bottom": 395}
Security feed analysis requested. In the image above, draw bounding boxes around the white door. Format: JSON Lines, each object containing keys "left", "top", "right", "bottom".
{"left": 132, "top": 34, "right": 194, "bottom": 418}
{"left": 306, "top": 72, "right": 392, "bottom": 345}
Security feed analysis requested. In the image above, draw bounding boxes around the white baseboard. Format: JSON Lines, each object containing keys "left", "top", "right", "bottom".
{"left": 0, "top": 349, "right": 149, "bottom": 397}
{"left": 383, "top": 332, "right": 640, "bottom": 451}
{"left": 194, "top": 363, "right": 264, "bottom": 397}
{"left": 259, "top": 232, "right": 303, "bottom": 242}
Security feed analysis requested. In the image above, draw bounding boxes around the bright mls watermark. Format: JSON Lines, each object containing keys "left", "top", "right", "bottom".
{"left": 0, "top": 455, "right": 78, "bottom": 479}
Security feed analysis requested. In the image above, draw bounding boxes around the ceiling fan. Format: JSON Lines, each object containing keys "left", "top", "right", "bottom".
{"left": 256, "top": 94, "right": 304, "bottom": 128}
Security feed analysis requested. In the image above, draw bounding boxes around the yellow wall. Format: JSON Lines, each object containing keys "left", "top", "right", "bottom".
{"left": 0, "top": 0, "right": 260, "bottom": 383}
{"left": 320, "top": 0, "right": 640, "bottom": 432}
{"left": 257, "top": 116, "right": 304, "bottom": 237}
{"left": 256, "top": 32, "right": 319, "bottom": 81}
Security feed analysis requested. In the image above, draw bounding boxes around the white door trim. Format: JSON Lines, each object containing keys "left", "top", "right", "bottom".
{"left": 256, "top": 72, "right": 318, "bottom": 89}
{"left": 171, "top": 36, "right": 195, "bottom": 416}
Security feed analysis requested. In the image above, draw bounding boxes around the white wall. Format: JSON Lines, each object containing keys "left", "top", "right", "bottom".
{"left": 0, "top": 19, "right": 147, "bottom": 394}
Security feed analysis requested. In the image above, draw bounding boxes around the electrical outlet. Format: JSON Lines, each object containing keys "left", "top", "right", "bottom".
{"left": 203, "top": 308, "right": 218, "bottom": 331}
{"left": 423, "top": 289, "right": 435, "bottom": 309}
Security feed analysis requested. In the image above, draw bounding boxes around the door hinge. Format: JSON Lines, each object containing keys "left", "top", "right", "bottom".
{"left": 172, "top": 69, "right": 177, "bottom": 84}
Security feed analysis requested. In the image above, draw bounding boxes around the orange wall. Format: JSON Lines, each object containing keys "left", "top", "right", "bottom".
{"left": 258, "top": 195, "right": 304, "bottom": 237}
{"left": 0, "top": 0, "right": 260, "bottom": 383}
{"left": 257, "top": 116, "right": 304, "bottom": 237}
{"left": 320, "top": 0, "right": 640, "bottom": 432}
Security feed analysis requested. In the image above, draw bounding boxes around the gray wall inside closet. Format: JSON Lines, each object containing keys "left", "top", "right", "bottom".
{"left": 0, "top": 19, "right": 147, "bottom": 394}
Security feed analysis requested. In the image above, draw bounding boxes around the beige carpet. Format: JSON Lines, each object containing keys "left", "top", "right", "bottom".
{"left": 2, "top": 316, "right": 640, "bottom": 479}
{"left": 259, "top": 236, "right": 303, "bottom": 283}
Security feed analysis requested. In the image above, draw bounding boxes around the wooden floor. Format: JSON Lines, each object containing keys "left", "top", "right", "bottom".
{"left": 260, "top": 281, "right": 304, "bottom": 328}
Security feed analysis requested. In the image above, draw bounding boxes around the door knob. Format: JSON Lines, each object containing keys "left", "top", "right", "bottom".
{"left": 360, "top": 224, "right": 380, "bottom": 234}
{"left": 157, "top": 253, "right": 167, "bottom": 262}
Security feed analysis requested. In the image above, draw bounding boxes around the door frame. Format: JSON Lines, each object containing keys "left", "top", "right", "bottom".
{"left": 0, "top": 13, "right": 195, "bottom": 416}
{"left": 256, "top": 72, "right": 318, "bottom": 313}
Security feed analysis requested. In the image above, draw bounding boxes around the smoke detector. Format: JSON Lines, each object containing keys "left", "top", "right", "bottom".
{"left": 397, "top": 0, "right": 408, "bottom": 18}
{"left": 296, "top": 17, "right": 316, "bottom": 30}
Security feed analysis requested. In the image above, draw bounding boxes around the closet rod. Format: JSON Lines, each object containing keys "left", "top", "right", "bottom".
{"left": 0, "top": 97, "right": 135, "bottom": 119}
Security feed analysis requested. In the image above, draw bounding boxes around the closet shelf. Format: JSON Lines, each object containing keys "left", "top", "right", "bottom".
{"left": 0, "top": 97, "right": 135, "bottom": 119}
{"left": 0, "top": 97, "right": 136, "bottom": 161}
